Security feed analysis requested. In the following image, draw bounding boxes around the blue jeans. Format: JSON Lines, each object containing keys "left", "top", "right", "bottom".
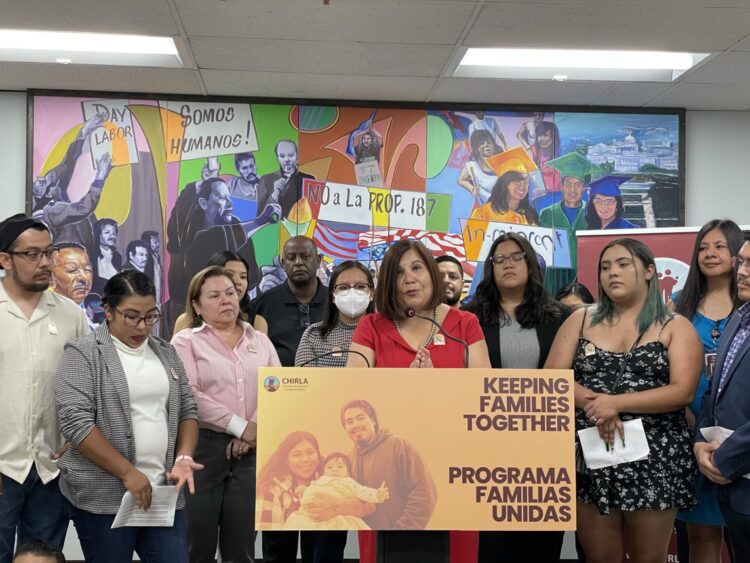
{"left": 69, "top": 504, "right": 189, "bottom": 563}
{"left": 0, "top": 465, "right": 68, "bottom": 563}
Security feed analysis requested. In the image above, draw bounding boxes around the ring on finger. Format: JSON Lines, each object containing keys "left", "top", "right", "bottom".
{"left": 591, "top": 416, "right": 598, "bottom": 423}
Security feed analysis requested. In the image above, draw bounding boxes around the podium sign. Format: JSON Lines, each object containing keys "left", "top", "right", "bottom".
{"left": 255, "top": 368, "right": 576, "bottom": 532}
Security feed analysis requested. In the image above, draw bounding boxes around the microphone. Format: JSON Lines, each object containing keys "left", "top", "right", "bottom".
{"left": 298, "top": 349, "right": 371, "bottom": 368}
{"left": 405, "top": 308, "right": 470, "bottom": 368}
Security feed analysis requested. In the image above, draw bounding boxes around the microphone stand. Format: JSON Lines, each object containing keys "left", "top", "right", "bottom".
{"left": 297, "top": 349, "right": 371, "bottom": 368}
{"left": 407, "top": 309, "right": 470, "bottom": 368}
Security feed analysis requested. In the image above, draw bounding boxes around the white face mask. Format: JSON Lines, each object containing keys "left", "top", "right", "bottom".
{"left": 334, "top": 289, "right": 371, "bottom": 318}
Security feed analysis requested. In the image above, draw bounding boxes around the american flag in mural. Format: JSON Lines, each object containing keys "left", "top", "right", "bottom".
{"left": 312, "top": 221, "right": 362, "bottom": 260}
{"left": 357, "top": 228, "right": 466, "bottom": 260}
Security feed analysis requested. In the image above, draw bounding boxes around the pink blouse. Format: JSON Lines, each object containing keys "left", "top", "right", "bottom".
{"left": 172, "top": 322, "right": 280, "bottom": 437}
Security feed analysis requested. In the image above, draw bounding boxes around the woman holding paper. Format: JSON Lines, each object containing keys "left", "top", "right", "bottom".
{"left": 669, "top": 219, "right": 743, "bottom": 563}
{"left": 545, "top": 237, "right": 702, "bottom": 563}
{"left": 56, "top": 269, "right": 201, "bottom": 563}
{"left": 172, "top": 266, "right": 281, "bottom": 563}
{"left": 347, "top": 239, "right": 490, "bottom": 563}
{"left": 463, "top": 232, "right": 570, "bottom": 562}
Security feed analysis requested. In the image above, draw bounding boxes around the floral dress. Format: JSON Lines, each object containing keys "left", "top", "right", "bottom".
{"left": 574, "top": 316, "right": 696, "bottom": 515}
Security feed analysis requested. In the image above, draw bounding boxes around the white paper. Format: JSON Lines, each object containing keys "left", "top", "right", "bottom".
{"left": 700, "top": 425, "right": 750, "bottom": 479}
{"left": 577, "top": 418, "right": 650, "bottom": 470}
{"left": 111, "top": 486, "right": 178, "bottom": 528}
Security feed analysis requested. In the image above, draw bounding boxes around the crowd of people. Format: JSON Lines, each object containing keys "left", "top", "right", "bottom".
{"left": 2, "top": 208, "right": 750, "bottom": 563}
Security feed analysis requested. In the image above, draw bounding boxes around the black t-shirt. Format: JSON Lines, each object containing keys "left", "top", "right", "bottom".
{"left": 250, "top": 280, "right": 327, "bottom": 366}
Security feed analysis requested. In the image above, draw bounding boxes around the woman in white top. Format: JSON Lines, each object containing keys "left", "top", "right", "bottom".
{"left": 56, "top": 269, "right": 202, "bottom": 563}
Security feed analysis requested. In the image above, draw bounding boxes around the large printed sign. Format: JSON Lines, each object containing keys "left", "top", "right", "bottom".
{"left": 255, "top": 367, "right": 575, "bottom": 531}
{"left": 160, "top": 101, "right": 259, "bottom": 162}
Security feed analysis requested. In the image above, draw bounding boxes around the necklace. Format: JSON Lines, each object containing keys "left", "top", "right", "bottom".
{"left": 394, "top": 307, "right": 437, "bottom": 348}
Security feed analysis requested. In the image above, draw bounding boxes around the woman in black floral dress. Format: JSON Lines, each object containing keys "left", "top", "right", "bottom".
{"left": 545, "top": 238, "right": 703, "bottom": 563}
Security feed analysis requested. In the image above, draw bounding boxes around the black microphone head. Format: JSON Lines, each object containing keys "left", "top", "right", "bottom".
{"left": 405, "top": 308, "right": 416, "bottom": 318}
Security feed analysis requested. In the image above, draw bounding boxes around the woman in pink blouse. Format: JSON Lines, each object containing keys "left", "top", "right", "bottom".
{"left": 172, "top": 265, "right": 281, "bottom": 563}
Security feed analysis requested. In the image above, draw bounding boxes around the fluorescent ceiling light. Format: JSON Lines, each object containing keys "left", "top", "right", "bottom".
{"left": 0, "top": 29, "right": 182, "bottom": 67}
{"left": 454, "top": 48, "right": 708, "bottom": 82}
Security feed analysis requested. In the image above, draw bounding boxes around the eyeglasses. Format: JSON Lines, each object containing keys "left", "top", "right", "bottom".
{"left": 333, "top": 283, "right": 371, "bottom": 294}
{"left": 731, "top": 256, "right": 750, "bottom": 271}
{"left": 5, "top": 247, "right": 60, "bottom": 262}
{"left": 592, "top": 198, "right": 617, "bottom": 207}
{"left": 491, "top": 252, "right": 526, "bottom": 266}
{"left": 115, "top": 309, "right": 161, "bottom": 327}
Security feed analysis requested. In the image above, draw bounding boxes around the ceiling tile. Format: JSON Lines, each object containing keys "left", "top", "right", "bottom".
{"left": 0, "top": 62, "right": 204, "bottom": 95}
{"left": 646, "top": 83, "right": 750, "bottom": 110}
{"left": 683, "top": 52, "right": 750, "bottom": 83}
{"left": 731, "top": 33, "right": 750, "bottom": 51}
{"left": 190, "top": 37, "right": 452, "bottom": 77}
{"left": 485, "top": 0, "right": 750, "bottom": 6}
{"left": 199, "top": 69, "right": 435, "bottom": 101}
{"left": 591, "top": 82, "right": 675, "bottom": 106}
{"left": 430, "top": 78, "right": 615, "bottom": 105}
{"left": 466, "top": 4, "right": 750, "bottom": 51}
{"left": 176, "top": 0, "right": 474, "bottom": 44}
{"left": 1, "top": 0, "right": 180, "bottom": 35}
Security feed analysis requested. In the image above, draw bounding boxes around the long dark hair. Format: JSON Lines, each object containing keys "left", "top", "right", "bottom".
{"left": 256, "top": 431, "right": 321, "bottom": 495}
{"left": 320, "top": 260, "right": 375, "bottom": 338}
{"left": 675, "top": 219, "right": 744, "bottom": 319}
{"left": 585, "top": 196, "right": 625, "bottom": 229}
{"left": 207, "top": 250, "right": 251, "bottom": 315}
{"left": 464, "top": 233, "right": 565, "bottom": 328}
{"left": 488, "top": 171, "right": 540, "bottom": 224}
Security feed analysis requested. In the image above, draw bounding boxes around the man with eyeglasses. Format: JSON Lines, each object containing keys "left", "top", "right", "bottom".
{"left": 250, "top": 235, "right": 327, "bottom": 563}
{"left": 540, "top": 152, "right": 597, "bottom": 289}
{"left": 0, "top": 214, "right": 89, "bottom": 561}
{"left": 694, "top": 241, "right": 750, "bottom": 561}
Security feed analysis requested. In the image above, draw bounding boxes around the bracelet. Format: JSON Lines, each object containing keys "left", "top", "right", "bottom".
{"left": 175, "top": 455, "right": 193, "bottom": 463}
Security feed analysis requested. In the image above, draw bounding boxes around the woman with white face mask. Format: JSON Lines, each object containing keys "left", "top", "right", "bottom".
{"left": 295, "top": 260, "right": 375, "bottom": 369}
{"left": 293, "top": 260, "right": 375, "bottom": 561}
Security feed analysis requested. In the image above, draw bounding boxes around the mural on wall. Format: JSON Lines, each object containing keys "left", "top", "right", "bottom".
{"left": 29, "top": 94, "right": 683, "bottom": 338}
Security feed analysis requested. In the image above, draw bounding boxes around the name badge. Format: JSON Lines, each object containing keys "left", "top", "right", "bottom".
{"left": 331, "top": 346, "right": 342, "bottom": 357}
{"left": 48, "top": 321, "right": 58, "bottom": 335}
{"left": 247, "top": 343, "right": 257, "bottom": 353}
{"left": 584, "top": 342, "right": 596, "bottom": 357}
{"left": 433, "top": 334, "right": 446, "bottom": 346}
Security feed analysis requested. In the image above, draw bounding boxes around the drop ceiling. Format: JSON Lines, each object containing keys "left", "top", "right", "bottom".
{"left": 2, "top": 0, "right": 750, "bottom": 110}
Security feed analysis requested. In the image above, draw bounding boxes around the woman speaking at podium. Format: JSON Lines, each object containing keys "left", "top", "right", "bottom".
{"left": 463, "top": 232, "right": 570, "bottom": 562}
{"left": 347, "top": 239, "right": 490, "bottom": 563}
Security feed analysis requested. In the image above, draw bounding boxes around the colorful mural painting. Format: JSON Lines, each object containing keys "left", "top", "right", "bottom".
{"left": 29, "top": 94, "right": 683, "bottom": 339}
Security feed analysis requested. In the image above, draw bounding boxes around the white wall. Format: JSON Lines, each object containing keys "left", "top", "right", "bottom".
{"left": 685, "top": 111, "right": 750, "bottom": 227}
{"left": 0, "top": 91, "right": 27, "bottom": 216}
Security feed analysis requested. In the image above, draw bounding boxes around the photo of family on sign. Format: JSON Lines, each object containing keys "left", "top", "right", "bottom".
{"left": 255, "top": 399, "right": 436, "bottom": 531}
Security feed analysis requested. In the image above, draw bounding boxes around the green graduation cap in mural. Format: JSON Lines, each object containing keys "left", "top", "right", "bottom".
{"left": 546, "top": 152, "right": 599, "bottom": 183}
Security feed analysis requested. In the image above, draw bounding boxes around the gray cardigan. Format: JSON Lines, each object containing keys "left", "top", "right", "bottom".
{"left": 55, "top": 324, "right": 198, "bottom": 514}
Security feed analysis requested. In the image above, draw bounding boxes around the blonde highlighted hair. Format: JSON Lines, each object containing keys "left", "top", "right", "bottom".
{"left": 184, "top": 265, "right": 247, "bottom": 328}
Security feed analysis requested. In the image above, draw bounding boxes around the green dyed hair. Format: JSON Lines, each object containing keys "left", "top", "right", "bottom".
{"left": 590, "top": 237, "right": 670, "bottom": 333}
